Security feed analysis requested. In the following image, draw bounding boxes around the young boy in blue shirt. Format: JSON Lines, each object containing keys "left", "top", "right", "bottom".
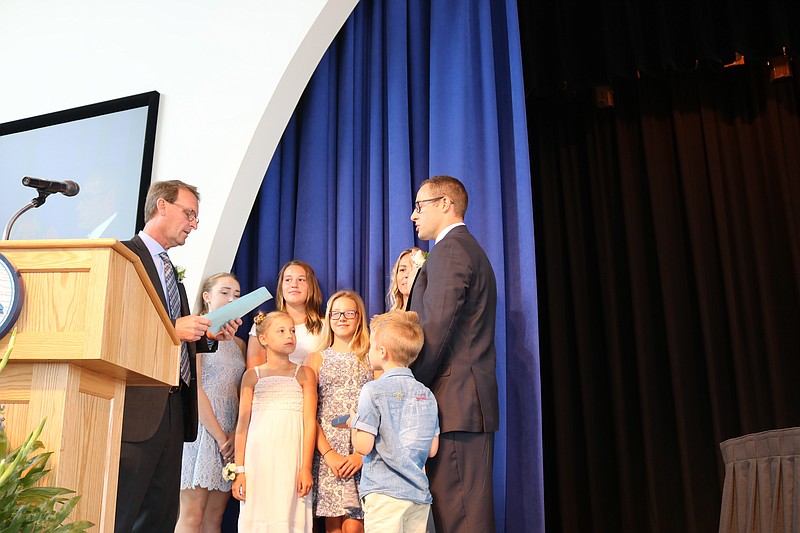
{"left": 349, "top": 310, "right": 440, "bottom": 532}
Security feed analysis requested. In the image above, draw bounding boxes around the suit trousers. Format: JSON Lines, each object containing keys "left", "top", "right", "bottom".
{"left": 115, "top": 391, "right": 185, "bottom": 533}
{"left": 426, "top": 431, "right": 495, "bottom": 533}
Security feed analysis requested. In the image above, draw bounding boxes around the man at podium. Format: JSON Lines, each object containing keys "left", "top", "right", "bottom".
{"left": 114, "top": 180, "right": 240, "bottom": 533}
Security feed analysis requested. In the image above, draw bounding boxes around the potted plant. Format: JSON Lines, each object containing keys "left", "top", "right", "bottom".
{"left": 0, "top": 329, "right": 92, "bottom": 532}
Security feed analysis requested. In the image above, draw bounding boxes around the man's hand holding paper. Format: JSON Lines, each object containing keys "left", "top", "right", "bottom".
{"left": 205, "top": 318, "right": 242, "bottom": 341}
{"left": 204, "top": 286, "right": 272, "bottom": 338}
{"left": 175, "top": 314, "right": 213, "bottom": 342}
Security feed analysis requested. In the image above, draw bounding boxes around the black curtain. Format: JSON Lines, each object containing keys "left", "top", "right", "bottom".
{"left": 520, "top": 1, "right": 800, "bottom": 530}
{"left": 518, "top": 0, "right": 800, "bottom": 97}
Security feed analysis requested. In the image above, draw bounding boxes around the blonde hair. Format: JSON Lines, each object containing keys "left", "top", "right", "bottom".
{"left": 197, "top": 272, "right": 239, "bottom": 315}
{"left": 370, "top": 310, "right": 424, "bottom": 367}
{"left": 275, "top": 260, "right": 323, "bottom": 335}
{"left": 421, "top": 175, "right": 468, "bottom": 218}
{"left": 386, "top": 247, "right": 422, "bottom": 311}
{"left": 253, "top": 310, "right": 293, "bottom": 345}
{"left": 318, "top": 290, "right": 370, "bottom": 368}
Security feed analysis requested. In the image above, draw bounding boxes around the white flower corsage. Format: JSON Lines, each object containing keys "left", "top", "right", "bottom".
{"left": 410, "top": 249, "right": 428, "bottom": 269}
{"left": 175, "top": 265, "right": 186, "bottom": 282}
{"left": 222, "top": 462, "right": 237, "bottom": 481}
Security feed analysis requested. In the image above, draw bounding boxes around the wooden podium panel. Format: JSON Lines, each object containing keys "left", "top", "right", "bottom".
{"left": 0, "top": 239, "right": 181, "bottom": 530}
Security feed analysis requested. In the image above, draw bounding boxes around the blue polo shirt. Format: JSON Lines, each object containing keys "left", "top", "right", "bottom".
{"left": 352, "top": 367, "right": 439, "bottom": 504}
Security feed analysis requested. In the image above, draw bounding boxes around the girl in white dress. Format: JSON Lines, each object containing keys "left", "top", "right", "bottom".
{"left": 176, "top": 273, "right": 246, "bottom": 533}
{"left": 246, "top": 260, "right": 325, "bottom": 368}
{"left": 233, "top": 311, "right": 318, "bottom": 532}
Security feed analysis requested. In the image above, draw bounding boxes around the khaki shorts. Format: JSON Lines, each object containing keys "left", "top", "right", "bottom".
{"left": 362, "top": 492, "right": 431, "bottom": 533}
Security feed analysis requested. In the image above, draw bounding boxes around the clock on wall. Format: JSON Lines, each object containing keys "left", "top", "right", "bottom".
{"left": 0, "top": 252, "right": 23, "bottom": 339}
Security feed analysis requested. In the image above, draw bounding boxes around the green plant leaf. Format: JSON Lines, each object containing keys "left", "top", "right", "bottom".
{"left": 52, "top": 520, "right": 93, "bottom": 533}
{"left": 0, "top": 419, "right": 46, "bottom": 487}
{"left": 3, "top": 503, "right": 34, "bottom": 532}
{"left": 0, "top": 431, "right": 7, "bottom": 459}
{"left": 17, "top": 453, "right": 53, "bottom": 489}
{"left": 50, "top": 495, "right": 80, "bottom": 526}
{"left": 17, "top": 487, "right": 73, "bottom": 505}
{"left": 0, "top": 413, "right": 92, "bottom": 531}
{"left": 0, "top": 328, "right": 17, "bottom": 374}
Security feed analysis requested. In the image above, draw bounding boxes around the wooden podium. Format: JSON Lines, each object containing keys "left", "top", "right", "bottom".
{"left": 0, "top": 239, "right": 181, "bottom": 530}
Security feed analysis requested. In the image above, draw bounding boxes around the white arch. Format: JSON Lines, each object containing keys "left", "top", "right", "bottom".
{"left": 0, "top": 0, "right": 359, "bottom": 297}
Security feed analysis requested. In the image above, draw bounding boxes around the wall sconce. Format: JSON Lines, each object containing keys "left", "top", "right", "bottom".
{"left": 769, "top": 47, "right": 792, "bottom": 81}
{"left": 724, "top": 52, "right": 745, "bottom": 68}
{"left": 594, "top": 85, "right": 614, "bottom": 109}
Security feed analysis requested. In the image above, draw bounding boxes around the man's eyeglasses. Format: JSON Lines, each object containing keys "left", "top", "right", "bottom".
{"left": 413, "top": 196, "right": 444, "bottom": 213}
{"left": 166, "top": 200, "right": 199, "bottom": 224}
{"left": 330, "top": 310, "right": 358, "bottom": 320}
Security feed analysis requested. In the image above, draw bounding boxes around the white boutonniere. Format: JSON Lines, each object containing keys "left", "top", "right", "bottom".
{"left": 222, "top": 462, "right": 237, "bottom": 481}
{"left": 410, "top": 249, "right": 428, "bottom": 269}
{"left": 175, "top": 265, "right": 186, "bottom": 282}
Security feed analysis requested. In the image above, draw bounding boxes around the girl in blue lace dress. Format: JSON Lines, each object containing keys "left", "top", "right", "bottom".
{"left": 176, "top": 273, "right": 247, "bottom": 532}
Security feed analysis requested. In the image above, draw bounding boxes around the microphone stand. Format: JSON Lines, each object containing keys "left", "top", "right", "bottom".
{"left": 2, "top": 192, "right": 51, "bottom": 240}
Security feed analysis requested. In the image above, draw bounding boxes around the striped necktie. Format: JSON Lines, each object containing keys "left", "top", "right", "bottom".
{"left": 158, "top": 252, "right": 191, "bottom": 386}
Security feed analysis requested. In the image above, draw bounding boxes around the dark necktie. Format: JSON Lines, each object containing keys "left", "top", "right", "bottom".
{"left": 158, "top": 252, "right": 191, "bottom": 386}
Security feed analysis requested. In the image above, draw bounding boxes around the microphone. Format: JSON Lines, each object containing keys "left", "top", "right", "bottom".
{"left": 22, "top": 177, "right": 80, "bottom": 197}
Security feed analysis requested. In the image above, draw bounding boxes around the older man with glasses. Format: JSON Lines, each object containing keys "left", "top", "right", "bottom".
{"left": 115, "top": 179, "right": 240, "bottom": 533}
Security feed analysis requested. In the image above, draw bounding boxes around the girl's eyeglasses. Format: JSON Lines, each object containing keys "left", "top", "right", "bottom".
{"left": 330, "top": 310, "right": 358, "bottom": 320}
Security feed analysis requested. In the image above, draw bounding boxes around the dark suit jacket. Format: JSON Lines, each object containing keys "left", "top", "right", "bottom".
{"left": 409, "top": 225, "right": 499, "bottom": 434}
{"left": 121, "top": 235, "right": 207, "bottom": 443}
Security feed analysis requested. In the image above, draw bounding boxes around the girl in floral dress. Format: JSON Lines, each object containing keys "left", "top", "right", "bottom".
{"left": 307, "top": 291, "right": 372, "bottom": 533}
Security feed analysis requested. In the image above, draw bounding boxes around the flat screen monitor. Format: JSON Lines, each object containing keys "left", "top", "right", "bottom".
{"left": 0, "top": 91, "right": 159, "bottom": 240}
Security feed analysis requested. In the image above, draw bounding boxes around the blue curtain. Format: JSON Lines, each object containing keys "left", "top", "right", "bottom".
{"left": 232, "top": 0, "right": 542, "bottom": 530}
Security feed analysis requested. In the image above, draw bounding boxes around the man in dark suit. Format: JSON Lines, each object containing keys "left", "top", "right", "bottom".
{"left": 115, "top": 180, "right": 239, "bottom": 532}
{"left": 408, "top": 175, "right": 499, "bottom": 533}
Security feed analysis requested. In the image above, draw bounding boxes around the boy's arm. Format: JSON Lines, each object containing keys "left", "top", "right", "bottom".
{"left": 428, "top": 434, "right": 439, "bottom": 458}
{"left": 352, "top": 427, "right": 375, "bottom": 455}
{"left": 349, "top": 398, "right": 377, "bottom": 455}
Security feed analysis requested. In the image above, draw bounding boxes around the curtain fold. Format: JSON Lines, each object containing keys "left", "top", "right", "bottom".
{"left": 232, "top": 0, "right": 543, "bottom": 531}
